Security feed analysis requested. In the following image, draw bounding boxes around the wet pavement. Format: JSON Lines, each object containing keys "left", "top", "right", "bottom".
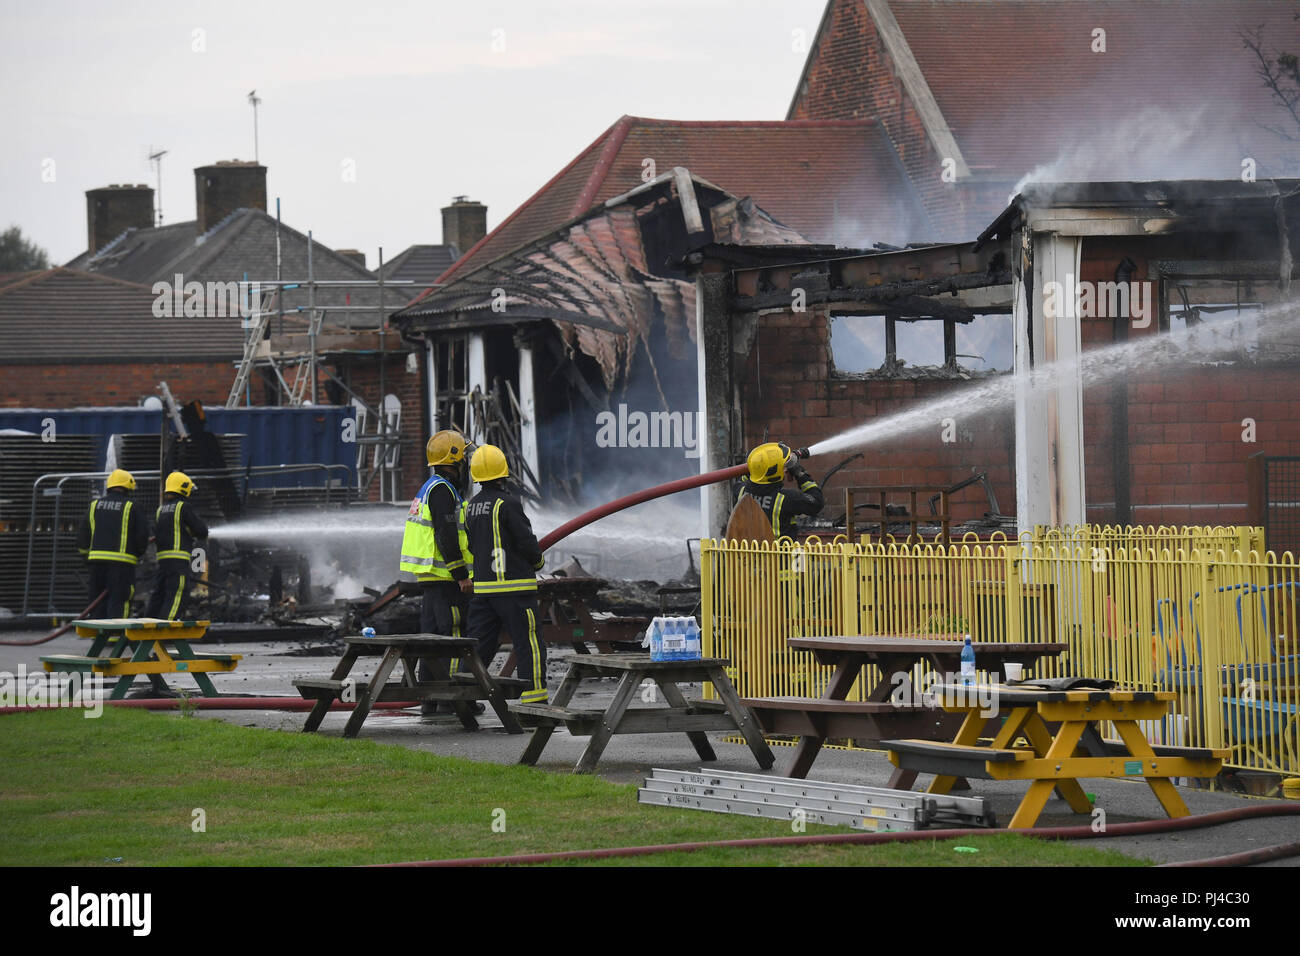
{"left": 4, "top": 629, "right": 1298, "bottom": 865}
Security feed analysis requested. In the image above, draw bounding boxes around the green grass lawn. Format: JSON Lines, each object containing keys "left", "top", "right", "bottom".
{"left": 0, "top": 708, "right": 1149, "bottom": 867}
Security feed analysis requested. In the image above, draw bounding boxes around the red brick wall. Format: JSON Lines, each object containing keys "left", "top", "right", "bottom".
{"left": 1077, "top": 245, "right": 1300, "bottom": 526}
{"left": 741, "top": 305, "right": 1016, "bottom": 527}
{"left": 788, "top": 0, "right": 1004, "bottom": 240}
{"left": 742, "top": 264, "right": 1300, "bottom": 531}
{"left": 1, "top": 361, "right": 245, "bottom": 408}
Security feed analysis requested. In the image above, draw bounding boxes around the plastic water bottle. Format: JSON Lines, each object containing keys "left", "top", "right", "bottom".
{"left": 646, "top": 617, "right": 665, "bottom": 661}
{"left": 684, "top": 618, "right": 702, "bottom": 660}
{"left": 663, "top": 618, "right": 687, "bottom": 661}
{"left": 960, "top": 634, "right": 975, "bottom": 685}
{"left": 361, "top": 626, "right": 376, "bottom": 640}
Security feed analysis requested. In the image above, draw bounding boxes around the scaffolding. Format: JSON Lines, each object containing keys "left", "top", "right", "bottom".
{"left": 224, "top": 240, "right": 417, "bottom": 502}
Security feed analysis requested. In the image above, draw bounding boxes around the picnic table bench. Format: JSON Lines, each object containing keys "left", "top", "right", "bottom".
{"left": 510, "top": 652, "right": 774, "bottom": 774}
{"left": 295, "top": 634, "right": 525, "bottom": 738}
{"left": 498, "top": 576, "right": 648, "bottom": 677}
{"left": 40, "top": 618, "right": 237, "bottom": 699}
{"left": 743, "top": 635, "right": 1067, "bottom": 783}
{"left": 884, "top": 681, "right": 1228, "bottom": 829}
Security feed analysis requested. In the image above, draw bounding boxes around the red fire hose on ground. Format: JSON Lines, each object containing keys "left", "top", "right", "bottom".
{"left": 0, "top": 590, "right": 108, "bottom": 646}
{"left": 0, "top": 698, "right": 419, "bottom": 715}
{"left": 372, "top": 803, "right": 1300, "bottom": 867}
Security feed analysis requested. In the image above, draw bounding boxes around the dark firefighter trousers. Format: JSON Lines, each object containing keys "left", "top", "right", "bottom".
{"left": 468, "top": 592, "right": 547, "bottom": 704}
{"left": 146, "top": 562, "right": 193, "bottom": 621}
{"left": 89, "top": 562, "right": 136, "bottom": 618}
{"left": 418, "top": 580, "right": 469, "bottom": 682}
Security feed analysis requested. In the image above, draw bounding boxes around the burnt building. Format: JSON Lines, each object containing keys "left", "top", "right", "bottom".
{"left": 696, "top": 180, "right": 1300, "bottom": 546}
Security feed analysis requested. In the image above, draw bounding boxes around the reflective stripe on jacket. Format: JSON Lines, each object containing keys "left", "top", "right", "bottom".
{"left": 465, "top": 485, "right": 544, "bottom": 593}
{"left": 155, "top": 499, "right": 208, "bottom": 564}
{"left": 78, "top": 493, "right": 148, "bottom": 565}
{"left": 399, "top": 474, "right": 469, "bottom": 581}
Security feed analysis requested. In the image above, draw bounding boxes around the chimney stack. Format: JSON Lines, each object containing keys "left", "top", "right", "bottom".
{"left": 195, "top": 160, "right": 267, "bottom": 234}
{"left": 85, "top": 184, "right": 154, "bottom": 255}
{"left": 441, "top": 196, "right": 487, "bottom": 255}
{"left": 335, "top": 249, "right": 367, "bottom": 270}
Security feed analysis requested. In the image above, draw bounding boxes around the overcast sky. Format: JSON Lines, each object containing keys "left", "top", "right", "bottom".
{"left": 1, "top": 0, "right": 829, "bottom": 267}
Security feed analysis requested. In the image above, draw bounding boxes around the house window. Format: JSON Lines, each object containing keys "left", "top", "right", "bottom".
{"left": 830, "top": 313, "right": 1012, "bottom": 375}
{"left": 1165, "top": 278, "right": 1265, "bottom": 360}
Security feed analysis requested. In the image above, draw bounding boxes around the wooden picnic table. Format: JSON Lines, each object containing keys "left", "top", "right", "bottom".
{"left": 294, "top": 634, "right": 525, "bottom": 738}
{"left": 510, "top": 652, "right": 775, "bottom": 774}
{"left": 498, "top": 576, "right": 647, "bottom": 677}
{"left": 40, "top": 618, "right": 237, "bottom": 699}
{"left": 743, "top": 635, "right": 1067, "bottom": 783}
{"left": 884, "top": 682, "right": 1229, "bottom": 829}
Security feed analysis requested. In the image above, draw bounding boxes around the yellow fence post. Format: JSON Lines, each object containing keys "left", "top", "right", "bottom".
{"left": 1005, "top": 543, "right": 1024, "bottom": 644}
{"left": 1197, "top": 549, "right": 1226, "bottom": 760}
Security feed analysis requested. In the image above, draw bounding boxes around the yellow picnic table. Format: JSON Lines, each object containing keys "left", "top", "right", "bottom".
{"left": 40, "top": 618, "right": 239, "bottom": 699}
{"left": 884, "top": 682, "right": 1228, "bottom": 829}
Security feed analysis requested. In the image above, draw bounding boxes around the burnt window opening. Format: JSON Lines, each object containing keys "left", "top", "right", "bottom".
{"left": 1163, "top": 278, "right": 1269, "bottom": 362}
{"left": 830, "top": 313, "right": 1012, "bottom": 376}
{"left": 434, "top": 335, "right": 469, "bottom": 433}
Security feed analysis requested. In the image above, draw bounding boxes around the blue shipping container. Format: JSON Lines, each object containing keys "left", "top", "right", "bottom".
{"left": 0, "top": 405, "right": 353, "bottom": 488}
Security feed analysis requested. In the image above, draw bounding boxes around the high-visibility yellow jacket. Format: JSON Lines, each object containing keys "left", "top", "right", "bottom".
{"left": 399, "top": 473, "right": 470, "bottom": 582}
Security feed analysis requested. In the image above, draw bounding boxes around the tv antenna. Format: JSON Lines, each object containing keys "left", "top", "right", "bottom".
{"left": 248, "top": 90, "right": 262, "bottom": 163}
{"left": 147, "top": 147, "right": 168, "bottom": 225}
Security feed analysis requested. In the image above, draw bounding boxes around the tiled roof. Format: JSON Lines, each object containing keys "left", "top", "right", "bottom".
{"left": 378, "top": 244, "right": 459, "bottom": 287}
{"left": 885, "top": 0, "right": 1300, "bottom": 179}
{"left": 437, "top": 116, "right": 927, "bottom": 283}
{"left": 0, "top": 268, "right": 245, "bottom": 363}
{"left": 397, "top": 173, "right": 810, "bottom": 390}
{"left": 63, "top": 209, "right": 389, "bottom": 328}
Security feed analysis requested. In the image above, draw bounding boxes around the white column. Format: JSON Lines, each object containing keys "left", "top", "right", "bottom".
{"left": 696, "top": 296, "right": 712, "bottom": 540}
{"left": 467, "top": 332, "right": 487, "bottom": 441}
{"left": 1013, "top": 271, "right": 1047, "bottom": 533}
{"left": 426, "top": 339, "right": 438, "bottom": 433}
{"left": 518, "top": 345, "right": 539, "bottom": 494}
{"left": 1016, "top": 233, "right": 1086, "bottom": 532}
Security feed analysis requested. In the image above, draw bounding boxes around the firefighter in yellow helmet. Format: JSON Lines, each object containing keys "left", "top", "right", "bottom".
{"left": 75, "top": 469, "right": 150, "bottom": 617}
{"left": 464, "top": 445, "right": 548, "bottom": 707}
{"left": 737, "top": 442, "right": 824, "bottom": 540}
{"left": 399, "top": 430, "right": 478, "bottom": 714}
{"left": 146, "top": 471, "right": 209, "bottom": 620}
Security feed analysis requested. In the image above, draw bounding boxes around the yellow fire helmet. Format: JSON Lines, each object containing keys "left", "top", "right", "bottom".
{"left": 426, "top": 430, "right": 467, "bottom": 466}
{"left": 469, "top": 444, "right": 509, "bottom": 483}
{"left": 106, "top": 469, "right": 136, "bottom": 492}
{"left": 165, "top": 471, "right": 196, "bottom": 497}
{"left": 746, "top": 443, "right": 787, "bottom": 484}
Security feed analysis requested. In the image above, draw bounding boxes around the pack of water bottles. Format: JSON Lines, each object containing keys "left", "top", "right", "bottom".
{"left": 644, "top": 616, "right": 703, "bottom": 661}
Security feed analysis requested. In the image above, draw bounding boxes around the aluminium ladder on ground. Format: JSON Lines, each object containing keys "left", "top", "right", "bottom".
{"left": 638, "top": 768, "right": 996, "bottom": 832}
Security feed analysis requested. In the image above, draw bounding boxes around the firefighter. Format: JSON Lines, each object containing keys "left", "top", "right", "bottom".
{"left": 146, "top": 471, "right": 209, "bottom": 620}
{"left": 464, "top": 444, "right": 548, "bottom": 707}
{"left": 737, "top": 442, "right": 825, "bottom": 540}
{"left": 75, "top": 469, "right": 150, "bottom": 618}
{"left": 399, "top": 430, "right": 476, "bottom": 714}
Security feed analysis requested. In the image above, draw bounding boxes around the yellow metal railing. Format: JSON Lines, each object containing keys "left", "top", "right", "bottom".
{"left": 701, "top": 526, "right": 1297, "bottom": 774}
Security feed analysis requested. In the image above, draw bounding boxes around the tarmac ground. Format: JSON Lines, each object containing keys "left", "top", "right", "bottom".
{"left": 4, "top": 629, "right": 1298, "bottom": 866}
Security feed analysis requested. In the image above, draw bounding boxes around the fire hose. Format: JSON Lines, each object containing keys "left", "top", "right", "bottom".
{"left": 372, "top": 803, "right": 1300, "bottom": 867}
{"left": 0, "top": 697, "right": 420, "bottom": 715}
{"left": 0, "top": 590, "right": 108, "bottom": 646}
{"left": 361, "top": 449, "right": 812, "bottom": 618}
{"left": 537, "top": 447, "right": 811, "bottom": 551}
